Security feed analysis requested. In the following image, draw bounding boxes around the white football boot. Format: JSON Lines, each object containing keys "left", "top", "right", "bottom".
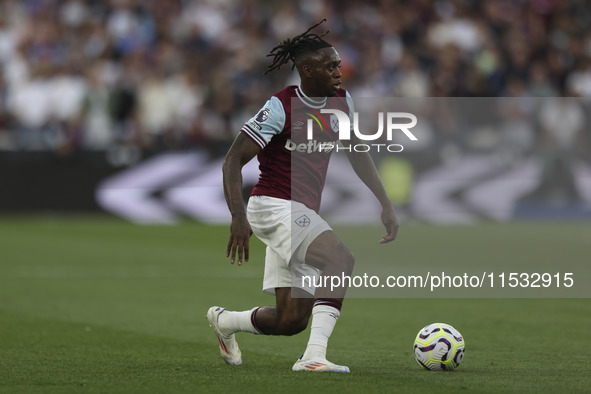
{"left": 206, "top": 306, "right": 242, "bottom": 365}
{"left": 292, "top": 354, "right": 350, "bottom": 372}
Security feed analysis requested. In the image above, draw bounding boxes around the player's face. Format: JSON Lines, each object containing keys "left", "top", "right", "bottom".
{"left": 310, "top": 47, "right": 342, "bottom": 97}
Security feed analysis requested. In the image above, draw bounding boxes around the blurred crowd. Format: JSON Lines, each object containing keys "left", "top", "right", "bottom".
{"left": 0, "top": 0, "right": 590, "bottom": 156}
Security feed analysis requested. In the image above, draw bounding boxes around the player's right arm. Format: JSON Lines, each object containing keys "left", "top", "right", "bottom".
{"left": 222, "top": 96, "right": 285, "bottom": 265}
{"left": 222, "top": 133, "right": 260, "bottom": 266}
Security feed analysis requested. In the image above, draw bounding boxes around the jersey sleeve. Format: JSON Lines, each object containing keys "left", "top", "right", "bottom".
{"left": 240, "top": 96, "right": 285, "bottom": 149}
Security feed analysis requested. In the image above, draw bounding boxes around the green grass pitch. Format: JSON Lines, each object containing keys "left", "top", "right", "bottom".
{"left": 0, "top": 216, "right": 590, "bottom": 393}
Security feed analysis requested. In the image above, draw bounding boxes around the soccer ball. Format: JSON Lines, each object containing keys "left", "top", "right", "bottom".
{"left": 413, "top": 323, "right": 465, "bottom": 371}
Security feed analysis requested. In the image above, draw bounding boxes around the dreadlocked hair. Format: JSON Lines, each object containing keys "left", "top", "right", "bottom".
{"left": 264, "top": 19, "right": 331, "bottom": 75}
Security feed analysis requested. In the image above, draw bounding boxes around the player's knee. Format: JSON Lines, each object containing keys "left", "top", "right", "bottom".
{"left": 341, "top": 248, "right": 355, "bottom": 273}
{"left": 277, "top": 314, "right": 309, "bottom": 336}
{"left": 283, "top": 320, "right": 309, "bottom": 336}
{"left": 329, "top": 247, "right": 355, "bottom": 274}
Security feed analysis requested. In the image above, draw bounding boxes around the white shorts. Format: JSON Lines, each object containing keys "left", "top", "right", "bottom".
{"left": 247, "top": 195, "right": 332, "bottom": 296}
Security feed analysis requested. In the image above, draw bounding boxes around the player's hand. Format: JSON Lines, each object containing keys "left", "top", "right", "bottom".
{"left": 226, "top": 213, "right": 253, "bottom": 266}
{"left": 379, "top": 204, "right": 399, "bottom": 244}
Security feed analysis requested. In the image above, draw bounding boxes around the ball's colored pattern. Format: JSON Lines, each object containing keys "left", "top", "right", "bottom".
{"left": 414, "top": 323, "right": 465, "bottom": 371}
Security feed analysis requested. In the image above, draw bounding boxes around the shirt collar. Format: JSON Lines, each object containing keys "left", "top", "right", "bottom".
{"left": 296, "top": 86, "right": 327, "bottom": 109}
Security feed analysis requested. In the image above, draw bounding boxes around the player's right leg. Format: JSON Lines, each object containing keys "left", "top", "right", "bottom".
{"left": 206, "top": 288, "right": 312, "bottom": 365}
{"left": 206, "top": 306, "right": 263, "bottom": 365}
{"left": 206, "top": 196, "right": 280, "bottom": 365}
{"left": 207, "top": 196, "right": 351, "bottom": 370}
{"left": 207, "top": 244, "right": 289, "bottom": 363}
{"left": 223, "top": 287, "right": 348, "bottom": 372}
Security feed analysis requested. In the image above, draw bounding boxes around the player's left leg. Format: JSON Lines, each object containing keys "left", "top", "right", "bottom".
{"left": 291, "top": 230, "right": 353, "bottom": 373}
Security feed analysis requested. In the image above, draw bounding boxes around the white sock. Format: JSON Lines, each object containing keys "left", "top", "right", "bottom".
{"left": 219, "top": 308, "right": 261, "bottom": 335}
{"left": 302, "top": 305, "right": 340, "bottom": 360}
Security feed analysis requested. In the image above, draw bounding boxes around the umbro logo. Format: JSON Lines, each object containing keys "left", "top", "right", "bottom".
{"left": 293, "top": 120, "right": 304, "bottom": 130}
{"left": 295, "top": 215, "right": 311, "bottom": 227}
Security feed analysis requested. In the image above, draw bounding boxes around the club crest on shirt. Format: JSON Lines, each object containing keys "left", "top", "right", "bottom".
{"left": 330, "top": 114, "right": 339, "bottom": 133}
{"left": 255, "top": 108, "right": 271, "bottom": 123}
{"left": 295, "top": 215, "right": 311, "bottom": 227}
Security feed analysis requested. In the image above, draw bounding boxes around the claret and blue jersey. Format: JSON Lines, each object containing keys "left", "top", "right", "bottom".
{"left": 241, "top": 85, "right": 354, "bottom": 213}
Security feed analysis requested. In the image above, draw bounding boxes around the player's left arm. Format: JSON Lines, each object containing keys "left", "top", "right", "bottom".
{"left": 341, "top": 91, "right": 398, "bottom": 243}
{"left": 342, "top": 141, "right": 399, "bottom": 244}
